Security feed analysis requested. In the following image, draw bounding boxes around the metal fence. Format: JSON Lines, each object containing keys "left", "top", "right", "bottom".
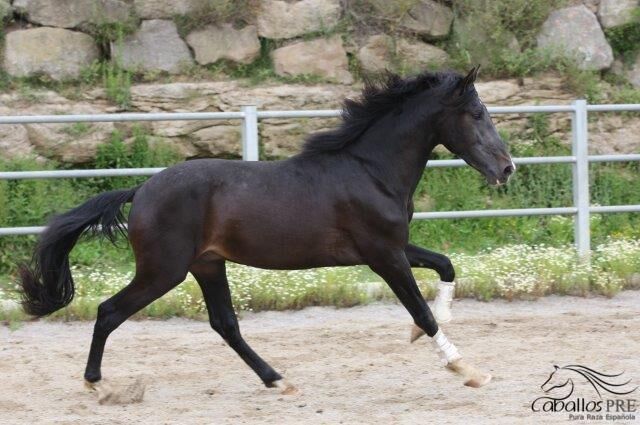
{"left": 1, "top": 101, "right": 640, "bottom": 257}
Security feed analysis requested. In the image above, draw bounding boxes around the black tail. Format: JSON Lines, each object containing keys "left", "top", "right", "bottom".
{"left": 18, "top": 187, "right": 139, "bottom": 317}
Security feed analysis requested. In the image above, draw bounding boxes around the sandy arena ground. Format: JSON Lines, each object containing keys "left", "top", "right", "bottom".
{"left": 1, "top": 291, "right": 639, "bottom": 424}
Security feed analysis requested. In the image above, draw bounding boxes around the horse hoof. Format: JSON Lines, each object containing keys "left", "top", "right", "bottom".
{"left": 273, "top": 379, "right": 299, "bottom": 396}
{"left": 410, "top": 324, "right": 425, "bottom": 343}
{"left": 464, "top": 373, "right": 492, "bottom": 388}
{"left": 85, "top": 378, "right": 145, "bottom": 405}
{"left": 446, "top": 359, "right": 492, "bottom": 388}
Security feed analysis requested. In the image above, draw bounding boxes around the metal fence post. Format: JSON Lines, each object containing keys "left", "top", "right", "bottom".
{"left": 572, "top": 99, "right": 590, "bottom": 258}
{"left": 241, "top": 105, "right": 259, "bottom": 161}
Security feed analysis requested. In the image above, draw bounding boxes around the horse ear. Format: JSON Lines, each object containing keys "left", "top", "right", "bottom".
{"left": 458, "top": 65, "right": 480, "bottom": 95}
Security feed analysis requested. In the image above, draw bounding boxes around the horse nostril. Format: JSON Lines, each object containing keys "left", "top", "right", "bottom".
{"left": 503, "top": 165, "right": 514, "bottom": 177}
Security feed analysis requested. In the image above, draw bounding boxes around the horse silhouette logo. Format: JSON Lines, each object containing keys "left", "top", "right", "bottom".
{"left": 531, "top": 364, "right": 638, "bottom": 414}
{"left": 540, "top": 365, "right": 637, "bottom": 399}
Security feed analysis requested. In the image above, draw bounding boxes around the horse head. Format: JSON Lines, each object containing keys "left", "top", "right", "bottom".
{"left": 436, "top": 66, "right": 515, "bottom": 186}
{"left": 541, "top": 365, "right": 574, "bottom": 395}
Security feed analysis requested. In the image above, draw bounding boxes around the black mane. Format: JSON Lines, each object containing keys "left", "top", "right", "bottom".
{"left": 302, "top": 70, "right": 465, "bottom": 154}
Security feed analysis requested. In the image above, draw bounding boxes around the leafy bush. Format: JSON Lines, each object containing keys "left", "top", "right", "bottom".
{"left": 91, "top": 127, "right": 181, "bottom": 190}
{"left": 604, "top": 8, "right": 640, "bottom": 61}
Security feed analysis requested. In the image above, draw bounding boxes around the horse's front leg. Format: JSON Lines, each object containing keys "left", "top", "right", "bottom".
{"left": 405, "top": 244, "right": 456, "bottom": 341}
{"left": 368, "top": 250, "right": 491, "bottom": 388}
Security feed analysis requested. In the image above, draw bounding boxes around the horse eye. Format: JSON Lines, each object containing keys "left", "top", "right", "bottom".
{"left": 471, "top": 111, "right": 483, "bottom": 120}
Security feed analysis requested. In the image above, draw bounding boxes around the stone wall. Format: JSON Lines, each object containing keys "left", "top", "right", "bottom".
{"left": 3, "top": 74, "right": 639, "bottom": 164}
{"left": 2, "top": 0, "right": 638, "bottom": 83}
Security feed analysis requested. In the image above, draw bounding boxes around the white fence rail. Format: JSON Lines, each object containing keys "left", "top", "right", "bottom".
{"left": 1, "top": 101, "right": 640, "bottom": 257}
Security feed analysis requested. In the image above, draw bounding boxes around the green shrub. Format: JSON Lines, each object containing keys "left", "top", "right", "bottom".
{"left": 560, "top": 65, "right": 605, "bottom": 103}
{"left": 91, "top": 127, "right": 181, "bottom": 191}
{"left": 85, "top": 18, "right": 139, "bottom": 52}
{"left": 604, "top": 9, "right": 640, "bottom": 61}
{"left": 103, "top": 61, "right": 132, "bottom": 109}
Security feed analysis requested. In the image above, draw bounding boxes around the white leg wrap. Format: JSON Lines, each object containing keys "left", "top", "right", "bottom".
{"left": 432, "top": 281, "right": 455, "bottom": 323}
{"left": 431, "top": 329, "right": 462, "bottom": 365}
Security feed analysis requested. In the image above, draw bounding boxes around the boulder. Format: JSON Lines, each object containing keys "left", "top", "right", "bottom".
{"left": 598, "top": 0, "right": 638, "bottom": 28}
{"left": 537, "top": 5, "right": 613, "bottom": 71}
{"left": 581, "top": 0, "right": 600, "bottom": 14}
{"left": 192, "top": 125, "right": 242, "bottom": 156}
{"left": 0, "top": 124, "right": 33, "bottom": 159}
{"left": 357, "top": 34, "right": 449, "bottom": 74}
{"left": 0, "top": 90, "right": 119, "bottom": 163}
{"left": 589, "top": 115, "right": 640, "bottom": 154}
{"left": 186, "top": 24, "right": 260, "bottom": 65}
{"left": 133, "top": 0, "right": 207, "bottom": 19}
{"left": 400, "top": 0, "right": 453, "bottom": 38}
{"left": 256, "top": 0, "right": 341, "bottom": 39}
{"left": 271, "top": 36, "right": 353, "bottom": 84}
{"left": 3, "top": 28, "right": 100, "bottom": 80}
{"left": 25, "top": 123, "right": 116, "bottom": 163}
{"left": 12, "top": 0, "right": 130, "bottom": 28}
{"left": 111, "top": 20, "right": 193, "bottom": 74}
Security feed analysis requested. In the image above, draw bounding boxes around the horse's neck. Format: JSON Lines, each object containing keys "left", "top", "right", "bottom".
{"left": 347, "top": 115, "right": 437, "bottom": 200}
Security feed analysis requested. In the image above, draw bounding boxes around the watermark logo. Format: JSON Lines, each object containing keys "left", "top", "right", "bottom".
{"left": 531, "top": 364, "right": 638, "bottom": 421}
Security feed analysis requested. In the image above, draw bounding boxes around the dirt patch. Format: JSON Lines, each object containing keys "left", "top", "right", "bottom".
{"left": 1, "top": 292, "right": 639, "bottom": 424}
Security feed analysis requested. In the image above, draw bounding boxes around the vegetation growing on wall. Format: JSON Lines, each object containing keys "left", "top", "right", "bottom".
{"left": 604, "top": 8, "right": 640, "bottom": 61}
{"left": 0, "top": 0, "right": 637, "bottom": 106}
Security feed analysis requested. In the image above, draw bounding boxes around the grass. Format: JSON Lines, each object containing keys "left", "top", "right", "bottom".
{"left": 1, "top": 238, "right": 638, "bottom": 322}
{"left": 103, "top": 60, "right": 132, "bottom": 110}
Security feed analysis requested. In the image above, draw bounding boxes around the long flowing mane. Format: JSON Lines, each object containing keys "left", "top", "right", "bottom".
{"left": 302, "top": 70, "right": 464, "bottom": 154}
{"left": 562, "top": 365, "right": 638, "bottom": 398}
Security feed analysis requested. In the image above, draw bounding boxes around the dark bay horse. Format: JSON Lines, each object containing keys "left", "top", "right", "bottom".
{"left": 19, "top": 67, "right": 514, "bottom": 397}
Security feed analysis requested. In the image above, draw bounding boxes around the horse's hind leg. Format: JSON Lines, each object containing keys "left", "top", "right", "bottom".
{"left": 83, "top": 270, "right": 184, "bottom": 385}
{"left": 190, "top": 260, "right": 296, "bottom": 395}
{"left": 83, "top": 268, "right": 186, "bottom": 404}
